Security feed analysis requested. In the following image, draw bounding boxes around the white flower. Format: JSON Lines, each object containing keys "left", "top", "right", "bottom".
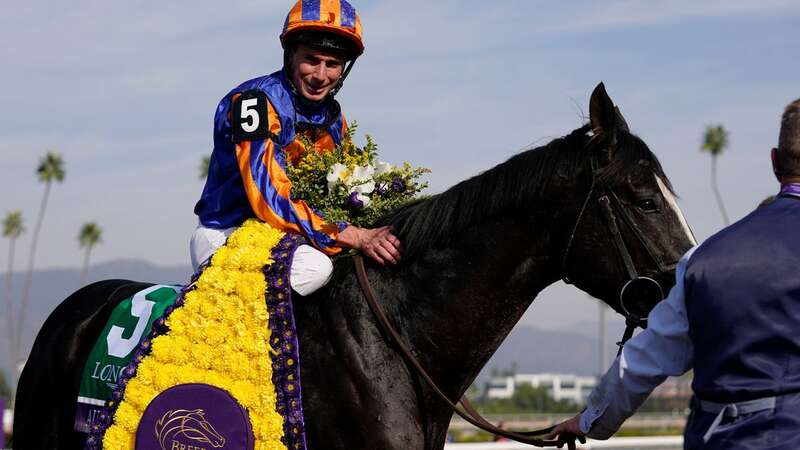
{"left": 351, "top": 179, "right": 375, "bottom": 195}
{"left": 375, "top": 161, "right": 393, "bottom": 177}
{"left": 326, "top": 163, "right": 349, "bottom": 192}
{"left": 350, "top": 164, "right": 375, "bottom": 183}
{"left": 345, "top": 164, "right": 376, "bottom": 198}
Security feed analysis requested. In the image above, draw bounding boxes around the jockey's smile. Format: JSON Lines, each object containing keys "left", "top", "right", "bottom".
{"left": 289, "top": 44, "right": 346, "bottom": 102}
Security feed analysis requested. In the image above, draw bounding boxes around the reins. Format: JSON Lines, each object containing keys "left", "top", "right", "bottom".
{"left": 354, "top": 256, "right": 565, "bottom": 448}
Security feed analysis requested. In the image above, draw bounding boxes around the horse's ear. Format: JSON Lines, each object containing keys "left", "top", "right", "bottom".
{"left": 615, "top": 106, "right": 630, "bottom": 133}
{"left": 589, "top": 82, "right": 617, "bottom": 136}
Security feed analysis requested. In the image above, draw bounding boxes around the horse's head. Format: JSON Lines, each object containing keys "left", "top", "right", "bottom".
{"left": 557, "top": 83, "right": 696, "bottom": 324}
{"left": 388, "top": 82, "right": 693, "bottom": 324}
{"left": 154, "top": 408, "right": 227, "bottom": 449}
{"left": 180, "top": 410, "right": 226, "bottom": 448}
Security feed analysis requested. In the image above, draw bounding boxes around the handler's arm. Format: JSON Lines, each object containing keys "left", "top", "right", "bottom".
{"left": 551, "top": 247, "right": 698, "bottom": 441}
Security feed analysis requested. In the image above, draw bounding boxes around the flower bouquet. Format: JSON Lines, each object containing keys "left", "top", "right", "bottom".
{"left": 286, "top": 122, "right": 429, "bottom": 227}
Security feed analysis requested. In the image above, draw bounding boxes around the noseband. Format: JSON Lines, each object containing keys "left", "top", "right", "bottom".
{"left": 559, "top": 136, "right": 673, "bottom": 355}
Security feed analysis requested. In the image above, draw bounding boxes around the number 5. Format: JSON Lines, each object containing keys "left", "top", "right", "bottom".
{"left": 240, "top": 98, "right": 260, "bottom": 133}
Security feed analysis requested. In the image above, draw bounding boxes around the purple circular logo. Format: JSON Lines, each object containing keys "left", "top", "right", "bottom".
{"left": 135, "top": 383, "right": 254, "bottom": 450}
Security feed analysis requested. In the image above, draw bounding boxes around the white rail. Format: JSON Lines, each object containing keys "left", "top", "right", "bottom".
{"left": 2, "top": 408, "right": 681, "bottom": 450}
{"left": 445, "top": 436, "right": 683, "bottom": 449}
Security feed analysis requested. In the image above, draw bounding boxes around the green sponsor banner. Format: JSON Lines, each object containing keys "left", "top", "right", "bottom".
{"left": 75, "top": 285, "right": 180, "bottom": 432}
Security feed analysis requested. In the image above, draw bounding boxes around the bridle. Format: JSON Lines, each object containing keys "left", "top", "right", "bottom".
{"left": 352, "top": 132, "right": 677, "bottom": 448}
{"left": 560, "top": 133, "right": 674, "bottom": 356}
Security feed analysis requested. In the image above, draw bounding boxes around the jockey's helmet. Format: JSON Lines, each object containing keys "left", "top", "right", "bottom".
{"left": 281, "top": 0, "right": 364, "bottom": 59}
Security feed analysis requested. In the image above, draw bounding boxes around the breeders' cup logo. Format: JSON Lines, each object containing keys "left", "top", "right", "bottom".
{"left": 136, "top": 384, "right": 253, "bottom": 450}
{"left": 155, "top": 409, "right": 225, "bottom": 450}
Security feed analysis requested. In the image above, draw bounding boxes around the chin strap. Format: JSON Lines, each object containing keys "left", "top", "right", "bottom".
{"left": 327, "top": 57, "right": 356, "bottom": 98}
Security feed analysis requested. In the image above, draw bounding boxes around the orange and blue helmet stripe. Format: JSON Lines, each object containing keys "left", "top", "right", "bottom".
{"left": 281, "top": 0, "right": 364, "bottom": 55}
{"left": 301, "top": 0, "right": 321, "bottom": 22}
{"left": 340, "top": 1, "right": 356, "bottom": 28}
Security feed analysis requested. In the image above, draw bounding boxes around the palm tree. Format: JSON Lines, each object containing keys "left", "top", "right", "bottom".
{"left": 3, "top": 211, "right": 24, "bottom": 369}
{"left": 17, "top": 152, "right": 65, "bottom": 356}
{"left": 78, "top": 222, "right": 103, "bottom": 284}
{"left": 702, "top": 125, "right": 730, "bottom": 225}
{"left": 199, "top": 155, "right": 211, "bottom": 180}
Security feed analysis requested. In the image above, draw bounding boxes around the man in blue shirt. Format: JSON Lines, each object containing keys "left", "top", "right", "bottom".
{"left": 548, "top": 98, "right": 800, "bottom": 449}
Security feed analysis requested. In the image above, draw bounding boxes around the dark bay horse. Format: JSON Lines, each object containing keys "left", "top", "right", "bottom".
{"left": 14, "top": 84, "right": 695, "bottom": 449}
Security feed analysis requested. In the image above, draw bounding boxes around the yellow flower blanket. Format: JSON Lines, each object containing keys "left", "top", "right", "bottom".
{"left": 88, "top": 220, "right": 307, "bottom": 450}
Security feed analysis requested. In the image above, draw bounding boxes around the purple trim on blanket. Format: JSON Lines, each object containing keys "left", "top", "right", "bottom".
{"left": 85, "top": 234, "right": 308, "bottom": 450}
{"left": 84, "top": 281, "right": 192, "bottom": 449}
{"left": 264, "top": 234, "right": 308, "bottom": 450}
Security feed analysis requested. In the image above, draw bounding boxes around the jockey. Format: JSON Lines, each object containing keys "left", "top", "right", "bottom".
{"left": 192, "top": 0, "right": 401, "bottom": 295}
{"left": 548, "top": 97, "right": 800, "bottom": 449}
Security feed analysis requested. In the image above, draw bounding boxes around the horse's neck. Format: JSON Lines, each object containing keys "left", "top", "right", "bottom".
{"left": 394, "top": 213, "right": 562, "bottom": 404}
{"left": 296, "top": 178, "right": 576, "bottom": 449}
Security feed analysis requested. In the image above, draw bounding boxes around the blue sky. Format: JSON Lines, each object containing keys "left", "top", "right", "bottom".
{"left": 2, "top": 1, "right": 799, "bottom": 329}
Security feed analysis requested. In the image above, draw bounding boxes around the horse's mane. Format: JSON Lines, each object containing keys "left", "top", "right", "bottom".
{"left": 387, "top": 124, "right": 672, "bottom": 257}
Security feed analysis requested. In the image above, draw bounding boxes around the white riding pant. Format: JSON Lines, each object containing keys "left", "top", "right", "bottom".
{"left": 189, "top": 225, "right": 334, "bottom": 296}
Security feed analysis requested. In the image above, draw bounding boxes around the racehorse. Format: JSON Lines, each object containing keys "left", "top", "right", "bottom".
{"left": 13, "top": 83, "right": 695, "bottom": 449}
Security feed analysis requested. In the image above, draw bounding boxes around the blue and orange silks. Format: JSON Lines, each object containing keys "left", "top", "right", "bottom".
{"left": 194, "top": 70, "right": 347, "bottom": 255}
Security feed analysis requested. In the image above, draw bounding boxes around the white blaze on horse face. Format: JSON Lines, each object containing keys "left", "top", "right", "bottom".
{"left": 655, "top": 175, "right": 697, "bottom": 245}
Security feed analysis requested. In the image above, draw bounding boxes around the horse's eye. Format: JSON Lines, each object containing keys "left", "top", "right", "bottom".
{"left": 638, "top": 199, "right": 658, "bottom": 213}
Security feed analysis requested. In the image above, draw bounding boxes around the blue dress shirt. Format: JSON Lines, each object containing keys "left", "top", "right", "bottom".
{"left": 580, "top": 246, "right": 698, "bottom": 438}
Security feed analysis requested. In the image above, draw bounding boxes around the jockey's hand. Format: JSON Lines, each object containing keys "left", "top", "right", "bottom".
{"left": 545, "top": 414, "right": 586, "bottom": 450}
{"left": 338, "top": 225, "right": 402, "bottom": 265}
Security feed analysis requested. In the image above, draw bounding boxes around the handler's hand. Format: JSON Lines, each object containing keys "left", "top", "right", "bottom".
{"left": 546, "top": 414, "right": 586, "bottom": 450}
{"left": 338, "top": 225, "right": 402, "bottom": 265}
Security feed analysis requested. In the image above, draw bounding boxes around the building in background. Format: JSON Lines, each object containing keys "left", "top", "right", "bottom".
{"left": 485, "top": 373, "right": 597, "bottom": 404}
{"left": 643, "top": 374, "right": 693, "bottom": 412}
